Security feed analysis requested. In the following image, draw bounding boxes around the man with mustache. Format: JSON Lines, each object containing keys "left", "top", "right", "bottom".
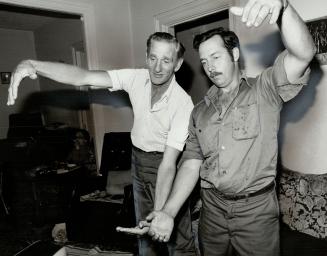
{"left": 140, "top": 0, "right": 316, "bottom": 255}
{"left": 7, "top": 32, "right": 195, "bottom": 256}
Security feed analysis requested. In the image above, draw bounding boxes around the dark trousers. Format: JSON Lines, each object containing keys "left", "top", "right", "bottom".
{"left": 199, "top": 188, "right": 280, "bottom": 256}
{"left": 131, "top": 147, "right": 195, "bottom": 256}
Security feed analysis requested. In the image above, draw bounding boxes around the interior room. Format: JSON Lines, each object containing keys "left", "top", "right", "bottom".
{"left": 0, "top": 0, "right": 326, "bottom": 255}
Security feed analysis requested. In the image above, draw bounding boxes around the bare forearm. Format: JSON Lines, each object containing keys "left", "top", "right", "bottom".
{"left": 29, "top": 60, "right": 110, "bottom": 87}
{"left": 154, "top": 164, "right": 176, "bottom": 211}
{"left": 163, "top": 159, "right": 201, "bottom": 218}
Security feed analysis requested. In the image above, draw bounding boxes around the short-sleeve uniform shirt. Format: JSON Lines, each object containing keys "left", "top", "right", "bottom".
{"left": 107, "top": 69, "right": 194, "bottom": 152}
{"left": 182, "top": 51, "right": 311, "bottom": 194}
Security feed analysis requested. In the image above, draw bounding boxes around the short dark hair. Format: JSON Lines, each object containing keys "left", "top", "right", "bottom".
{"left": 146, "top": 32, "right": 185, "bottom": 60}
{"left": 193, "top": 27, "right": 240, "bottom": 60}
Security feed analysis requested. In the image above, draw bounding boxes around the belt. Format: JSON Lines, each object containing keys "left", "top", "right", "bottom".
{"left": 216, "top": 181, "right": 275, "bottom": 201}
{"left": 132, "top": 145, "right": 163, "bottom": 155}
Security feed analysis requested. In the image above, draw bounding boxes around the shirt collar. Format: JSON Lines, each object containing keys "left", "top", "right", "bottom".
{"left": 162, "top": 75, "right": 177, "bottom": 101}
{"left": 204, "top": 73, "right": 252, "bottom": 106}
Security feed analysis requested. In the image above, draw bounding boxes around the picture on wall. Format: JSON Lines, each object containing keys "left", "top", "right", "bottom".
{"left": 306, "top": 18, "right": 327, "bottom": 65}
{"left": 0, "top": 72, "right": 11, "bottom": 84}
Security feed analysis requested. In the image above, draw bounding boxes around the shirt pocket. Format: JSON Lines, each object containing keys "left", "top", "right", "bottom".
{"left": 195, "top": 125, "right": 216, "bottom": 157}
{"left": 232, "top": 103, "right": 260, "bottom": 140}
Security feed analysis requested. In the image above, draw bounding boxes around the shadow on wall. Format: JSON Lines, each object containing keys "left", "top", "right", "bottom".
{"left": 22, "top": 89, "right": 131, "bottom": 111}
{"left": 240, "top": 30, "right": 323, "bottom": 149}
{"left": 244, "top": 31, "right": 284, "bottom": 68}
{"left": 278, "top": 58, "right": 323, "bottom": 145}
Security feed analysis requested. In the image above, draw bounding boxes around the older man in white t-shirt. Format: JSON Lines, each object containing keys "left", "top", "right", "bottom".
{"left": 7, "top": 32, "right": 195, "bottom": 256}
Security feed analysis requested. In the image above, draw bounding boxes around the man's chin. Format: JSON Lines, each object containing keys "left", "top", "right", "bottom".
{"left": 151, "top": 78, "right": 166, "bottom": 86}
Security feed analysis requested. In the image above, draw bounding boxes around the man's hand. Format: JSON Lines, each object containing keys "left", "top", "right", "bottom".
{"left": 116, "top": 221, "right": 150, "bottom": 236}
{"left": 7, "top": 60, "right": 37, "bottom": 106}
{"left": 146, "top": 210, "right": 174, "bottom": 243}
{"left": 230, "top": 0, "right": 285, "bottom": 27}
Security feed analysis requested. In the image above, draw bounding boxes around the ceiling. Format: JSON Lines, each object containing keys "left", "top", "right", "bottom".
{"left": 0, "top": 4, "right": 80, "bottom": 31}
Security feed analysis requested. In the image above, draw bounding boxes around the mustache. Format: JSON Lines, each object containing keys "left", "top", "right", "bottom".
{"left": 209, "top": 71, "right": 222, "bottom": 78}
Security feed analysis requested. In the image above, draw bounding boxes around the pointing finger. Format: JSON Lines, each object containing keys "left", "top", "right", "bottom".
{"left": 116, "top": 226, "right": 149, "bottom": 236}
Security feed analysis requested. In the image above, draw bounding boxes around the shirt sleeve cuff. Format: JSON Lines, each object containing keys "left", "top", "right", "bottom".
{"left": 166, "top": 140, "right": 184, "bottom": 152}
{"left": 275, "top": 50, "right": 311, "bottom": 102}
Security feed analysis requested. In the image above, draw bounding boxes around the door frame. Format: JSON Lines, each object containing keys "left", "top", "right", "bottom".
{"left": 154, "top": 0, "right": 234, "bottom": 34}
{"left": 0, "top": 0, "right": 101, "bottom": 166}
{"left": 0, "top": 0, "right": 99, "bottom": 70}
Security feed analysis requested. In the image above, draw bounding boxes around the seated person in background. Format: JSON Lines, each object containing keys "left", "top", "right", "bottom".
{"left": 67, "top": 128, "right": 96, "bottom": 174}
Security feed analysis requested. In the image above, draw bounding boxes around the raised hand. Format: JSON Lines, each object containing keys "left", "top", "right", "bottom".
{"left": 7, "top": 60, "right": 37, "bottom": 106}
{"left": 230, "top": 0, "right": 285, "bottom": 27}
{"left": 146, "top": 211, "right": 174, "bottom": 243}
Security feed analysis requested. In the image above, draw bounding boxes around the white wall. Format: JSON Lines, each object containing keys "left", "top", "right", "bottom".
{"left": 0, "top": 28, "right": 40, "bottom": 138}
{"left": 280, "top": 0, "right": 327, "bottom": 174}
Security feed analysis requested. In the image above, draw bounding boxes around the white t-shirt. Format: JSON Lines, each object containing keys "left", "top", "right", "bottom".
{"left": 107, "top": 69, "right": 194, "bottom": 152}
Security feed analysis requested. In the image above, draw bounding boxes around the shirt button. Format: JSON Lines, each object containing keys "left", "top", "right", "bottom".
{"left": 222, "top": 170, "right": 227, "bottom": 175}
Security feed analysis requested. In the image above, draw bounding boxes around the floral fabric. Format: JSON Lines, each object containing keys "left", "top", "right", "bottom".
{"left": 279, "top": 168, "right": 327, "bottom": 239}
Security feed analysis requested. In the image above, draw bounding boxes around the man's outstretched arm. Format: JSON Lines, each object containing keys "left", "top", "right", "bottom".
{"left": 7, "top": 60, "right": 112, "bottom": 105}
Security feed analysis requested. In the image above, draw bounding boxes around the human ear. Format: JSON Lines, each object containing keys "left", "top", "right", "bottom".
{"left": 232, "top": 47, "right": 240, "bottom": 62}
{"left": 174, "top": 58, "right": 184, "bottom": 72}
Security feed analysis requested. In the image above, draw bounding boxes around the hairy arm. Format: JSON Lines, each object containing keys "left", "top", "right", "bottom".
{"left": 7, "top": 60, "right": 112, "bottom": 105}
{"left": 162, "top": 159, "right": 202, "bottom": 218}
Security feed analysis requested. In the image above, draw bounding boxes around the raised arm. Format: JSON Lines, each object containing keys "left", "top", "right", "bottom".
{"left": 7, "top": 60, "right": 112, "bottom": 106}
{"left": 230, "top": 0, "right": 316, "bottom": 82}
{"left": 278, "top": 1, "right": 316, "bottom": 82}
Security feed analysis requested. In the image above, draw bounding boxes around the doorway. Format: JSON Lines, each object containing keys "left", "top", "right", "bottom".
{"left": 0, "top": 3, "right": 91, "bottom": 137}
